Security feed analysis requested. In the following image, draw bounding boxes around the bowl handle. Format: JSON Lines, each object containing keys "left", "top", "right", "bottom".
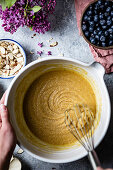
{"left": 91, "top": 62, "right": 105, "bottom": 77}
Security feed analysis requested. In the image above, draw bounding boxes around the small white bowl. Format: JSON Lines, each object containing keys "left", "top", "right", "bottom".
{"left": 0, "top": 39, "right": 26, "bottom": 79}
{"left": 5, "top": 57, "right": 111, "bottom": 163}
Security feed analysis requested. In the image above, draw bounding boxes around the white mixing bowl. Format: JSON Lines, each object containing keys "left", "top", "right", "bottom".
{"left": 5, "top": 57, "right": 111, "bottom": 163}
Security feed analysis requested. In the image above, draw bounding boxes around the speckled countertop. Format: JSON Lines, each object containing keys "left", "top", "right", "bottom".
{"left": 0, "top": 0, "right": 113, "bottom": 169}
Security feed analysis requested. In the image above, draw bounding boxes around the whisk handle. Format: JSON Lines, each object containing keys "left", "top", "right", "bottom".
{"left": 88, "top": 150, "right": 101, "bottom": 170}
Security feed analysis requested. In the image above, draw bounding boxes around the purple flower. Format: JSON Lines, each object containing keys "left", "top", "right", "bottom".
{"left": 37, "top": 51, "right": 43, "bottom": 56}
{"left": 48, "top": 51, "right": 52, "bottom": 55}
{"left": 0, "top": 0, "right": 56, "bottom": 34}
{"left": 38, "top": 42, "right": 43, "bottom": 48}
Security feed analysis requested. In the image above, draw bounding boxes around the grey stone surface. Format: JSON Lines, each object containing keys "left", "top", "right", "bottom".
{"left": 0, "top": 0, "right": 113, "bottom": 169}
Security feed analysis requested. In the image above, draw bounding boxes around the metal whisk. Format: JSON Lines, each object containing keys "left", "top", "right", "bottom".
{"left": 64, "top": 104, "right": 101, "bottom": 170}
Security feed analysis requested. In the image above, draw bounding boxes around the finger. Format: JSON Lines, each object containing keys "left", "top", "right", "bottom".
{"left": 97, "top": 167, "right": 103, "bottom": 170}
{"left": 0, "top": 90, "right": 7, "bottom": 105}
{"left": 0, "top": 104, "right": 10, "bottom": 127}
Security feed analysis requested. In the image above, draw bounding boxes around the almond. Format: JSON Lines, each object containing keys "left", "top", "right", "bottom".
{"left": 16, "top": 57, "right": 24, "bottom": 63}
{"left": 17, "top": 148, "right": 24, "bottom": 154}
{"left": 12, "top": 49, "right": 19, "bottom": 54}
{"left": 50, "top": 41, "right": 58, "bottom": 47}
{"left": 0, "top": 46, "right": 5, "bottom": 54}
{"left": 8, "top": 45, "right": 13, "bottom": 51}
{"left": 13, "top": 44, "right": 18, "bottom": 49}
{"left": 16, "top": 53, "right": 22, "bottom": 58}
{"left": 8, "top": 53, "right": 14, "bottom": 60}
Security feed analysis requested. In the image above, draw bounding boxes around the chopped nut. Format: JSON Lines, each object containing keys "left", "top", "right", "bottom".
{"left": 8, "top": 53, "right": 14, "bottom": 60}
{"left": 0, "top": 63, "right": 3, "bottom": 69}
{"left": 17, "top": 148, "right": 24, "bottom": 154}
{"left": 12, "top": 49, "right": 19, "bottom": 54}
{"left": 0, "top": 70, "right": 2, "bottom": 75}
{"left": 30, "top": 51, "right": 34, "bottom": 54}
{"left": 5, "top": 65, "right": 10, "bottom": 70}
{"left": 17, "top": 53, "right": 22, "bottom": 58}
{"left": 0, "top": 46, "right": 5, "bottom": 54}
{"left": 0, "top": 56, "right": 2, "bottom": 62}
{"left": 8, "top": 45, "right": 13, "bottom": 51}
{"left": 2, "top": 55, "right": 6, "bottom": 58}
{"left": 16, "top": 57, "right": 24, "bottom": 63}
{"left": 10, "top": 64, "right": 21, "bottom": 75}
{"left": 10, "top": 61, "right": 17, "bottom": 67}
{"left": 2, "top": 70, "right": 9, "bottom": 77}
{"left": 13, "top": 44, "right": 18, "bottom": 49}
{"left": 50, "top": 41, "right": 58, "bottom": 47}
{"left": 58, "top": 53, "right": 64, "bottom": 57}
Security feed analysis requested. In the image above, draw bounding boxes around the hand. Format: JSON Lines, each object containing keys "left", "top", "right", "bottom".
{"left": 0, "top": 92, "right": 17, "bottom": 170}
{"left": 97, "top": 167, "right": 113, "bottom": 170}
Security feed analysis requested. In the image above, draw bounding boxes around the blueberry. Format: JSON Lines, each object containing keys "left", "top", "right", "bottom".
{"left": 111, "top": 11, "right": 113, "bottom": 16}
{"left": 111, "top": 26, "right": 113, "bottom": 29}
{"left": 97, "top": 42, "right": 100, "bottom": 46}
{"left": 104, "top": 12, "right": 109, "bottom": 17}
{"left": 87, "top": 10, "right": 92, "bottom": 16}
{"left": 84, "top": 15, "right": 88, "bottom": 21}
{"left": 100, "top": 20, "right": 106, "bottom": 26}
{"left": 87, "top": 16, "right": 92, "bottom": 21}
{"left": 90, "top": 21, "right": 95, "bottom": 27}
{"left": 97, "top": 0, "right": 102, "bottom": 5}
{"left": 96, "top": 23, "right": 99, "bottom": 27}
{"left": 89, "top": 26, "right": 94, "bottom": 32}
{"left": 104, "top": 30, "right": 109, "bottom": 36}
{"left": 84, "top": 31, "right": 90, "bottom": 37}
{"left": 94, "top": 30, "right": 98, "bottom": 35}
{"left": 100, "top": 35, "right": 106, "bottom": 42}
{"left": 97, "top": 27, "right": 101, "bottom": 31}
{"left": 91, "top": 33, "right": 95, "bottom": 38}
{"left": 100, "top": 5, "right": 104, "bottom": 10}
{"left": 90, "top": 37, "right": 96, "bottom": 44}
{"left": 108, "top": 28, "right": 113, "bottom": 34}
{"left": 94, "top": 4, "right": 99, "bottom": 10}
{"left": 98, "top": 31, "right": 102, "bottom": 36}
{"left": 107, "top": 20, "right": 112, "bottom": 26}
{"left": 106, "top": 7, "right": 111, "bottom": 12}
{"left": 109, "top": 34, "right": 113, "bottom": 40}
{"left": 104, "top": 1, "right": 109, "bottom": 6}
{"left": 109, "top": 40, "right": 113, "bottom": 46}
{"left": 94, "top": 10, "right": 98, "bottom": 14}
{"left": 82, "top": 25, "right": 87, "bottom": 31}
{"left": 94, "top": 15, "right": 98, "bottom": 22}
{"left": 95, "top": 35, "right": 100, "bottom": 40}
{"left": 89, "top": 5, "right": 93, "bottom": 10}
{"left": 102, "top": 42, "right": 106, "bottom": 47}
{"left": 102, "top": 25, "right": 107, "bottom": 30}
{"left": 107, "top": 16, "right": 111, "bottom": 20}
{"left": 99, "top": 14, "right": 104, "bottom": 19}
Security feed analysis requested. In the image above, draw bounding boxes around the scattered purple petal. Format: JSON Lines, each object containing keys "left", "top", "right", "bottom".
{"left": 37, "top": 51, "right": 43, "bottom": 56}
{"left": 48, "top": 51, "right": 52, "bottom": 55}
{"left": 38, "top": 42, "right": 43, "bottom": 48}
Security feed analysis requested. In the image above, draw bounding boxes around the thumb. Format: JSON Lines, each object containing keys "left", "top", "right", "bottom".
{"left": 0, "top": 104, "right": 10, "bottom": 127}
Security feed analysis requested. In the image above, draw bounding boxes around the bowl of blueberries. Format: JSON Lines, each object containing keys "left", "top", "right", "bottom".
{"left": 81, "top": 0, "right": 113, "bottom": 49}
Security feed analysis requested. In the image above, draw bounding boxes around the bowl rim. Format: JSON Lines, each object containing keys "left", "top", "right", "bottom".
{"left": 4, "top": 57, "right": 111, "bottom": 163}
{"left": 0, "top": 39, "right": 26, "bottom": 79}
{"left": 80, "top": 0, "right": 113, "bottom": 50}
